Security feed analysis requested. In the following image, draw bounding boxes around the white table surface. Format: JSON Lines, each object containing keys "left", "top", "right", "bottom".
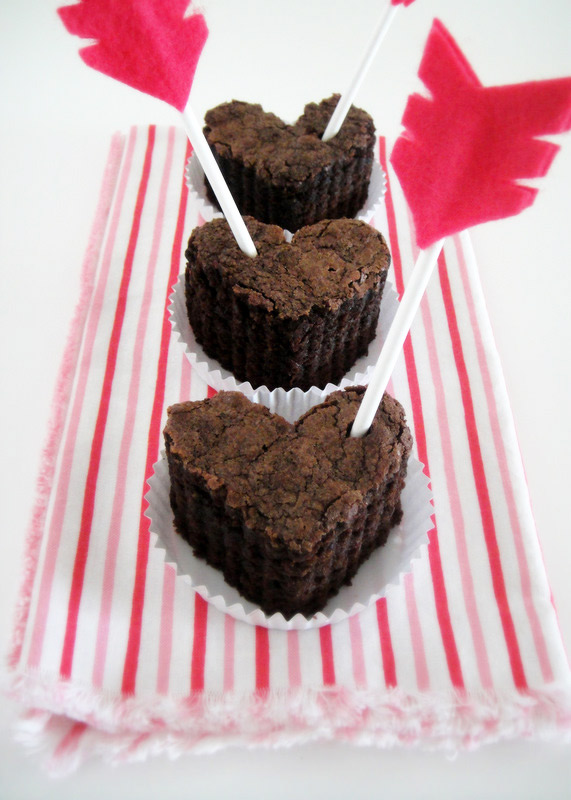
{"left": 1, "top": 0, "right": 570, "bottom": 797}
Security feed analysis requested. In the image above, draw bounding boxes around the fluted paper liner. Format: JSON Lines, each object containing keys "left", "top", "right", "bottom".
{"left": 145, "top": 452, "right": 433, "bottom": 631}
{"left": 169, "top": 274, "right": 400, "bottom": 422}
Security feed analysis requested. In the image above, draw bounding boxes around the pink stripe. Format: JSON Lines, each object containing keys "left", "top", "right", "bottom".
{"left": 406, "top": 223, "right": 493, "bottom": 689}
{"left": 438, "top": 251, "right": 527, "bottom": 689}
{"left": 403, "top": 573, "right": 430, "bottom": 691}
{"left": 379, "top": 136, "right": 464, "bottom": 689}
{"left": 52, "top": 721, "right": 87, "bottom": 762}
{"left": 376, "top": 599, "right": 397, "bottom": 688}
{"left": 156, "top": 566, "right": 176, "bottom": 695}
{"left": 121, "top": 139, "right": 193, "bottom": 694}
{"left": 26, "top": 130, "right": 136, "bottom": 671}
{"left": 154, "top": 329, "right": 194, "bottom": 695}
{"left": 152, "top": 314, "right": 194, "bottom": 696}
{"left": 154, "top": 321, "right": 195, "bottom": 694}
{"left": 11, "top": 134, "right": 124, "bottom": 670}
{"left": 92, "top": 128, "right": 176, "bottom": 688}
{"left": 9, "top": 134, "right": 126, "bottom": 671}
{"left": 348, "top": 615, "right": 367, "bottom": 688}
{"left": 319, "top": 626, "right": 336, "bottom": 686}
{"left": 190, "top": 594, "right": 208, "bottom": 692}
{"left": 454, "top": 235, "right": 553, "bottom": 682}
{"left": 179, "top": 350, "right": 192, "bottom": 400}
{"left": 223, "top": 614, "right": 235, "bottom": 692}
{"left": 123, "top": 733, "right": 151, "bottom": 759}
{"left": 59, "top": 126, "right": 157, "bottom": 680}
{"left": 422, "top": 300, "right": 493, "bottom": 687}
{"left": 287, "top": 631, "right": 302, "bottom": 688}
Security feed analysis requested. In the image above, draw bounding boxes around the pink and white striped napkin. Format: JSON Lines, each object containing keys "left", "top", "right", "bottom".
{"left": 6, "top": 126, "right": 571, "bottom": 773}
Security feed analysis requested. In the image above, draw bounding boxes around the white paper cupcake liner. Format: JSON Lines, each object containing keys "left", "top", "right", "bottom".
{"left": 145, "top": 452, "right": 432, "bottom": 630}
{"left": 184, "top": 152, "right": 387, "bottom": 228}
{"left": 169, "top": 273, "right": 400, "bottom": 422}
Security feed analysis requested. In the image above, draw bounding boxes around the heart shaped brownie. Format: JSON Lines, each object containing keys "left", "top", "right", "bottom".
{"left": 185, "top": 216, "right": 391, "bottom": 391}
{"left": 203, "top": 95, "right": 376, "bottom": 232}
{"left": 164, "top": 387, "right": 412, "bottom": 619}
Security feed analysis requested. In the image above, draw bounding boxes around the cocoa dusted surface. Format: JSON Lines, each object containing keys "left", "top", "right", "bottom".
{"left": 164, "top": 388, "right": 412, "bottom": 618}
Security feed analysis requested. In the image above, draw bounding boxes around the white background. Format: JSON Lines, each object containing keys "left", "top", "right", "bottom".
{"left": 1, "top": 0, "right": 570, "bottom": 797}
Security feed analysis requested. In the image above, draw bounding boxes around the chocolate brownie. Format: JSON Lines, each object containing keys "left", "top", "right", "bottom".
{"left": 164, "top": 387, "right": 412, "bottom": 619}
{"left": 203, "top": 95, "right": 376, "bottom": 232}
{"left": 185, "top": 216, "right": 391, "bottom": 391}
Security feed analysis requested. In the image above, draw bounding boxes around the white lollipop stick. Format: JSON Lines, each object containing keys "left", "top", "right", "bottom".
{"left": 351, "top": 239, "right": 445, "bottom": 437}
{"left": 322, "top": 2, "right": 400, "bottom": 142}
{"left": 181, "top": 102, "right": 257, "bottom": 257}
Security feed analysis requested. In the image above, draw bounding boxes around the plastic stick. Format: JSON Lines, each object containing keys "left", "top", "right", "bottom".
{"left": 351, "top": 239, "right": 444, "bottom": 437}
{"left": 181, "top": 102, "right": 257, "bottom": 257}
{"left": 321, "top": 3, "right": 399, "bottom": 142}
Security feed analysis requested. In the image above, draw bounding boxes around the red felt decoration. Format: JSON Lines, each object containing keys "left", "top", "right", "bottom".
{"left": 390, "top": 19, "right": 571, "bottom": 249}
{"left": 58, "top": 0, "right": 208, "bottom": 112}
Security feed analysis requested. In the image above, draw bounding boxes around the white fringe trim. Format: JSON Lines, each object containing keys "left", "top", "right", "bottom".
{"left": 6, "top": 670, "right": 571, "bottom": 775}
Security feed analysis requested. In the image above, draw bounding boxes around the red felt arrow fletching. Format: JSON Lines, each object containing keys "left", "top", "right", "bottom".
{"left": 390, "top": 19, "right": 571, "bottom": 248}
{"left": 58, "top": 0, "right": 208, "bottom": 112}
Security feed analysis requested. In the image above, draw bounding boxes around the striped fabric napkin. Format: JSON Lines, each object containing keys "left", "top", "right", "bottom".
{"left": 7, "top": 126, "right": 571, "bottom": 773}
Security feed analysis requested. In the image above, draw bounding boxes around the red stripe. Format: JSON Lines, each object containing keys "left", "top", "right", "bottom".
{"left": 319, "top": 626, "right": 336, "bottom": 686}
{"left": 255, "top": 627, "right": 270, "bottom": 691}
{"left": 376, "top": 599, "right": 397, "bottom": 688}
{"left": 20, "top": 132, "right": 128, "bottom": 673}
{"left": 190, "top": 593, "right": 208, "bottom": 692}
{"left": 121, "top": 138, "right": 193, "bottom": 694}
{"left": 454, "top": 235, "right": 552, "bottom": 681}
{"left": 59, "top": 127, "right": 156, "bottom": 679}
{"left": 206, "top": 385, "right": 218, "bottom": 398}
{"left": 93, "top": 127, "right": 176, "bottom": 689}
{"left": 52, "top": 721, "right": 87, "bottom": 761}
{"left": 437, "top": 251, "right": 527, "bottom": 689}
{"left": 379, "top": 137, "right": 465, "bottom": 689}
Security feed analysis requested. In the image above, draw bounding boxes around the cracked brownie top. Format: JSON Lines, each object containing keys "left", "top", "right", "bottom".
{"left": 185, "top": 216, "right": 391, "bottom": 320}
{"left": 164, "top": 388, "right": 412, "bottom": 554}
{"left": 203, "top": 95, "right": 376, "bottom": 186}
